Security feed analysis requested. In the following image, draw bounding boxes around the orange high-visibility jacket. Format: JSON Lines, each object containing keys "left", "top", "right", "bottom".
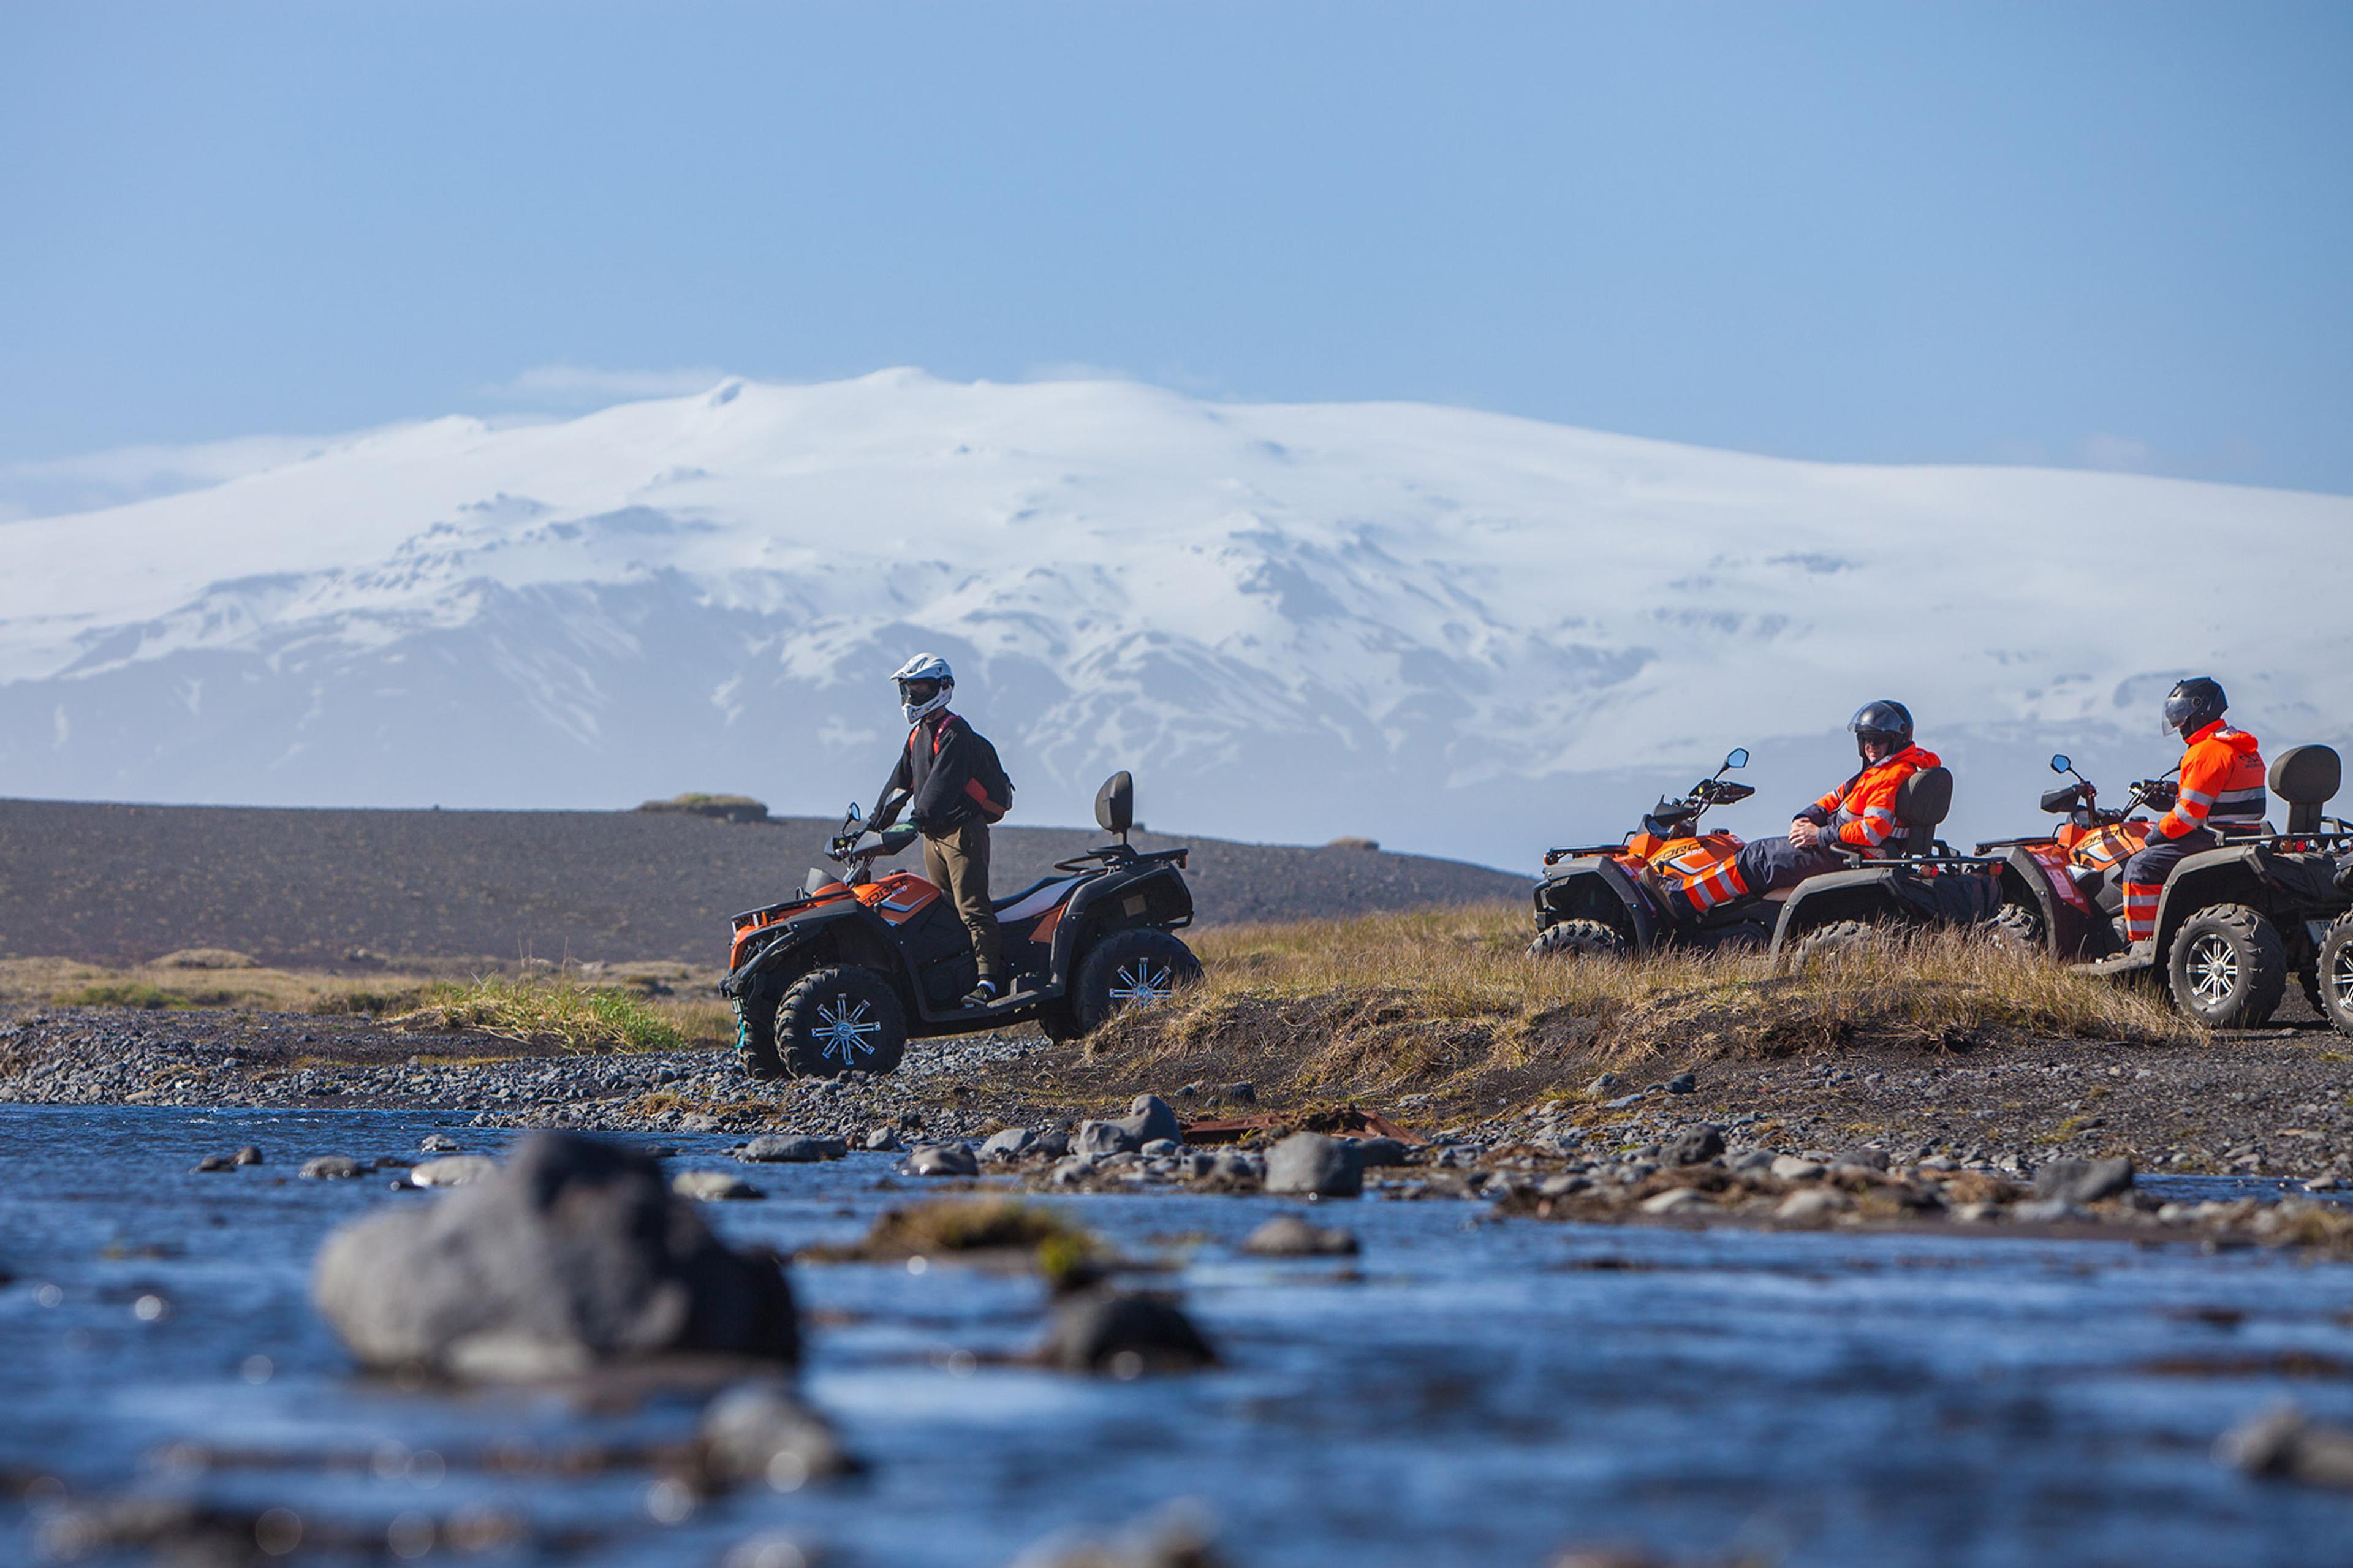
{"left": 1811, "top": 744, "right": 1941, "bottom": 854}
{"left": 2156, "top": 721, "right": 2266, "bottom": 839}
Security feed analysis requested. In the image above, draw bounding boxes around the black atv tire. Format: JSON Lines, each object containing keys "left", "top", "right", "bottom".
{"left": 1789, "top": 919, "right": 1877, "bottom": 972}
{"left": 2314, "top": 914, "right": 2353, "bottom": 1038}
{"left": 733, "top": 983, "right": 787, "bottom": 1081}
{"left": 1036, "top": 999, "right": 1087, "bottom": 1043}
{"left": 1528, "top": 919, "right": 1631, "bottom": 960}
{"left": 1070, "top": 929, "right": 1201, "bottom": 1036}
{"left": 773, "top": 966, "right": 908, "bottom": 1078}
{"left": 1985, "top": 901, "right": 2045, "bottom": 952}
{"left": 2165, "top": 904, "right": 2287, "bottom": 1029}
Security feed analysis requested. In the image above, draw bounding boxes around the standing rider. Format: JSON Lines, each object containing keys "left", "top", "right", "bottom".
{"left": 2117, "top": 678, "right": 2267, "bottom": 955}
{"left": 870, "top": 653, "right": 1015, "bottom": 1006}
{"left": 1679, "top": 700, "right": 1939, "bottom": 915}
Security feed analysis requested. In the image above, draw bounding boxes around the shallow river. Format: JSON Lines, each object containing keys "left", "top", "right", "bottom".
{"left": 4, "top": 1105, "right": 2352, "bottom": 1567}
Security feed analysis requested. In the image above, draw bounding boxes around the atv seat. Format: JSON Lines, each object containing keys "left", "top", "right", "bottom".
{"left": 1893, "top": 767, "right": 1953, "bottom": 857}
{"left": 992, "top": 875, "right": 1084, "bottom": 921}
{"left": 2270, "top": 744, "right": 2342, "bottom": 836}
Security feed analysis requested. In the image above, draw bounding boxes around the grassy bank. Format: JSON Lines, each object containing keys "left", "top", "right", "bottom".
{"left": 1046, "top": 902, "right": 2200, "bottom": 1116}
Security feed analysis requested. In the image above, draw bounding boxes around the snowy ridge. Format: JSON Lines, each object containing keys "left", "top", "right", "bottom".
{"left": 3, "top": 369, "right": 2348, "bottom": 867}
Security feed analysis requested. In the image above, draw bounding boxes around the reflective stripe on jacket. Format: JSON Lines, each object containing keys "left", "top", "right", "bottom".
{"left": 1810, "top": 744, "right": 1941, "bottom": 855}
{"left": 2158, "top": 721, "right": 2266, "bottom": 839}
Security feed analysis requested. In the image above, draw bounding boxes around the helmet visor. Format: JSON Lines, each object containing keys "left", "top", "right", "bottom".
{"left": 898, "top": 678, "right": 942, "bottom": 707}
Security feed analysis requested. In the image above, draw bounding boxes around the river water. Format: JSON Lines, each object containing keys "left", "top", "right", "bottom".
{"left": 3, "top": 1105, "right": 2351, "bottom": 1566}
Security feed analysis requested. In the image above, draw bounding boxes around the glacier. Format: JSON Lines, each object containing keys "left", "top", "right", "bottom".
{"left": 2, "top": 368, "right": 2347, "bottom": 869}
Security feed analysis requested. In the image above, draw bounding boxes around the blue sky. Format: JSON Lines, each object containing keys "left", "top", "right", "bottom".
{"left": 3, "top": 2, "right": 2349, "bottom": 494}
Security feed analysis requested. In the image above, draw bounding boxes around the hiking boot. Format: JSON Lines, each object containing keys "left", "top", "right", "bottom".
{"left": 960, "top": 979, "right": 1001, "bottom": 1008}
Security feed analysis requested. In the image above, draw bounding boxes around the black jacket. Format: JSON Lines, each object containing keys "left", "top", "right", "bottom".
{"left": 874, "top": 712, "right": 1012, "bottom": 832}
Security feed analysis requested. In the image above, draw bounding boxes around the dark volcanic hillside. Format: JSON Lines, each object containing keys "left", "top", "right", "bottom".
{"left": 0, "top": 800, "right": 1527, "bottom": 968}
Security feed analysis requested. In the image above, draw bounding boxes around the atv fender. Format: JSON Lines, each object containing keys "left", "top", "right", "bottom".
{"left": 1051, "top": 862, "right": 1194, "bottom": 986}
{"left": 1534, "top": 858, "right": 1658, "bottom": 949}
{"left": 1766, "top": 865, "right": 2001, "bottom": 957}
{"left": 1999, "top": 848, "right": 2110, "bottom": 961}
{"left": 720, "top": 901, "right": 867, "bottom": 1000}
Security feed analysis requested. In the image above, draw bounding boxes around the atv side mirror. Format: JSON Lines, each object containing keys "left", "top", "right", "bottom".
{"left": 2048, "top": 755, "right": 2069, "bottom": 775}
{"left": 1095, "top": 771, "right": 1135, "bottom": 841}
{"left": 1724, "top": 748, "right": 1749, "bottom": 771}
{"left": 846, "top": 801, "right": 863, "bottom": 822}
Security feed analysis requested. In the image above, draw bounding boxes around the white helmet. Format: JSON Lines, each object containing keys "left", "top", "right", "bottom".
{"left": 891, "top": 651, "right": 955, "bottom": 724}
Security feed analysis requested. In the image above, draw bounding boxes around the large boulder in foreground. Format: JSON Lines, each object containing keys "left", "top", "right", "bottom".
{"left": 312, "top": 1133, "right": 799, "bottom": 1379}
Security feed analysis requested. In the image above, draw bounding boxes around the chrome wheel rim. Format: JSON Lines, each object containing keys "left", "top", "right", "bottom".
{"left": 814, "top": 995, "right": 881, "bottom": 1064}
{"left": 2186, "top": 934, "right": 2241, "bottom": 1009}
{"left": 2331, "top": 941, "right": 2353, "bottom": 1010}
{"left": 1108, "top": 960, "right": 1174, "bottom": 1009}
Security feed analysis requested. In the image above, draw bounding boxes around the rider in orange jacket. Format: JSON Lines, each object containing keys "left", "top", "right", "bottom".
{"left": 2117, "top": 678, "right": 2267, "bottom": 952}
{"left": 1679, "top": 701, "right": 1938, "bottom": 915}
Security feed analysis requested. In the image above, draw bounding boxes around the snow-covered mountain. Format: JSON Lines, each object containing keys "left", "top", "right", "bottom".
{"left": 3, "top": 369, "right": 2348, "bottom": 869}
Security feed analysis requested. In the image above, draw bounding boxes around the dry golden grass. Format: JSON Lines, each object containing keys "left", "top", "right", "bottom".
{"left": 0, "top": 956, "right": 428, "bottom": 1015}
{"left": 1083, "top": 901, "right": 2197, "bottom": 1106}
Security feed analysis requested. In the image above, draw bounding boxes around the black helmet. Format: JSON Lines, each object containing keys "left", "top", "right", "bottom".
{"left": 1848, "top": 699, "right": 1914, "bottom": 759}
{"left": 2162, "top": 677, "right": 2226, "bottom": 738}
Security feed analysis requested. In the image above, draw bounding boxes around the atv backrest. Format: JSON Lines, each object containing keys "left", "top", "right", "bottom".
{"left": 2270, "top": 744, "right": 2341, "bottom": 835}
{"left": 1096, "top": 770, "right": 1135, "bottom": 838}
{"left": 1893, "top": 766, "right": 1953, "bottom": 857}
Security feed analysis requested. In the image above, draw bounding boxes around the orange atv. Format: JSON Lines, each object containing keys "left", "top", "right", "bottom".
{"left": 1969, "top": 753, "right": 2172, "bottom": 961}
{"left": 1529, "top": 748, "right": 1772, "bottom": 956}
{"left": 719, "top": 771, "right": 1200, "bottom": 1079}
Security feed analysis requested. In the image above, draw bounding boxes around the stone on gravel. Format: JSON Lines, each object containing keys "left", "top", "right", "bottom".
{"left": 1139, "top": 1138, "right": 1180, "bottom": 1159}
{"left": 1120, "top": 1094, "right": 1181, "bottom": 1146}
{"left": 1834, "top": 1145, "right": 1891, "bottom": 1172}
{"left": 232, "top": 1146, "right": 263, "bottom": 1167}
{"left": 411, "top": 1155, "right": 498, "bottom": 1188}
{"left": 1226, "top": 1082, "right": 1257, "bottom": 1105}
{"left": 1211, "top": 1150, "right": 1264, "bottom": 1184}
{"left": 674, "top": 1170, "right": 763, "bottom": 1202}
{"left": 738, "top": 1136, "right": 847, "bottom": 1164}
{"left": 1640, "top": 1187, "right": 1713, "bottom": 1216}
{"left": 1663, "top": 1126, "right": 1724, "bottom": 1166}
{"left": 699, "top": 1378, "right": 856, "bottom": 1485}
{"left": 1353, "top": 1137, "right": 1412, "bottom": 1168}
{"left": 300, "top": 1156, "right": 366, "bottom": 1180}
{"left": 1075, "top": 1119, "right": 1140, "bottom": 1157}
{"left": 2217, "top": 1404, "right": 2353, "bottom": 1490}
{"left": 311, "top": 1132, "right": 799, "bottom": 1379}
{"left": 1604, "top": 1093, "right": 1646, "bottom": 1110}
{"left": 1728, "top": 1149, "right": 1775, "bottom": 1175}
{"left": 1666, "top": 1072, "right": 1697, "bottom": 1094}
{"left": 908, "top": 1142, "right": 979, "bottom": 1178}
{"left": 1265, "top": 1132, "right": 1363, "bottom": 1197}
{"left": 1587, "top": 1073, "right": 1621, "bottom": 1094}
{"left": 2034, "top": 1156, "right": 2134, "bottom": 1205}
{"left": 981, "top": 1127, "right": 1036, "bottom": 1160}
{"left": 1042, "top": 1290, "right": 1216, "bottom": 1374}
{"left": 1030, "top": 1125, "right": 1072, "bottom": 1159}
{"left": 419, "top": 1133, "right": 460, "bottom": 1153}
{"left": 1241, "top": 1216, "right": 1360, "bottom": 1256}
{"left": 863, "top": 1126, "right": 901, "bottom": 1152}
{"left": 1775, "top": 1189, "right": 1851, "bottom": 1225}
{"left": 1770, "top": 1156, "right": 1825, "bottom": 1182}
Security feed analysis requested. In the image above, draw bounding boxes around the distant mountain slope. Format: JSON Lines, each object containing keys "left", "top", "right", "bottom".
{"left": 0, "top": 799, "right": 1526, "bottom": 968}
{"left": 1, "top": 371, "right": 2346, "bottom": 868}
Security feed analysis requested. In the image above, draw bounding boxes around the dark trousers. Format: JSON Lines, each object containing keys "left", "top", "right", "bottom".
{"left": 2120, "top": 827, "right": 2215, "bottom": 944}
{"left": 923, "top": 819, "right": 1003, "bottom": 985}
{"left": 1732, "top": 836, "right": 1852, "bottom": 897}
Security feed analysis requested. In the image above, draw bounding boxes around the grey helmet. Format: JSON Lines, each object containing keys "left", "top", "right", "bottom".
{"left": 891, "top": 651, "right": 955, "bottom": 724}
{"left": 1847, "top": 699, "right": 1914, "bottom": 760}
{"left": 2162, "top": 676, "right": 2226, "bottom": 738}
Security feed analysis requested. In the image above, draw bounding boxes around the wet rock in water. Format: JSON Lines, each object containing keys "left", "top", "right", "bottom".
{"left": 1663, "top": 1126, "right": 1724, "bottom": 1166}
{"left": 1209, "top": 1149, "right": 1264, "bottom": 1186}
{"left": 1075, "top": 1119, "right": 1140, "bottom": 1157}
{"left": 2034, "top": 1156, "right": 2134, "bottom": 1205}
{"left": 1770, "top": 1156, "right": 1825, "bottom": 1182}
{"left": 739, "top": 1135, "right": 847, "bottom": 1164}
{"left": 411, "top": 1155, "right": 499, "bottom": 1188}
{"left": 1042, "top": 1290, "right": 1216, "bottom": 1374}
{"left": 311, "top": 1132, "right": 799, "bottom": 1379}
{"left": 192, "top": 1154, "right": 235, "bottom": 1173}
{"left": 1241, "top": 1216, "right": 1360, "bottom": 1256}
{"left": 1121, "top": 1094, "right": 1182, "bottom": 1146}
{"left": 301, "top": 1156, "right": 366, "bottom": 1180}
{"left": 2217, "top": 1403, "right": 2353, "bottom": 1490}
{"left": 2010, "top": 1197, "right": 2088, "bottom": 1224}
{"left": 675, "top": 1170, "right": 763, "bottom": 1202}
{"left": 981, "top": 1127, "right": 1036, "bottom": 1161}
{"left": 34, "top": 1496, "right": 294, "bottom": 1566}
{"left": 420, "top": 1133, "right": 460, "bottom": 1153}
{"left": 1775, "top": 1188, "right": 1851, "bottom": 1225}
{"left": 908, "top": 1142, "right": 979, "bottom": 1178}
{"left": 232, "top": 1146, "right": 264, "bottom": 1167}
{"left": 1010, "top": 1505, "right": 1225, "bottom": 1568}
{"left": 1265, "top": 1132, "right": 1363, "bottom": 1198}
{"left": 699, "top": 1377, "right": 857, "bottom": 1487}
{"left": 1354, "top": 1137, "right": 1412, "bottom": 1168}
